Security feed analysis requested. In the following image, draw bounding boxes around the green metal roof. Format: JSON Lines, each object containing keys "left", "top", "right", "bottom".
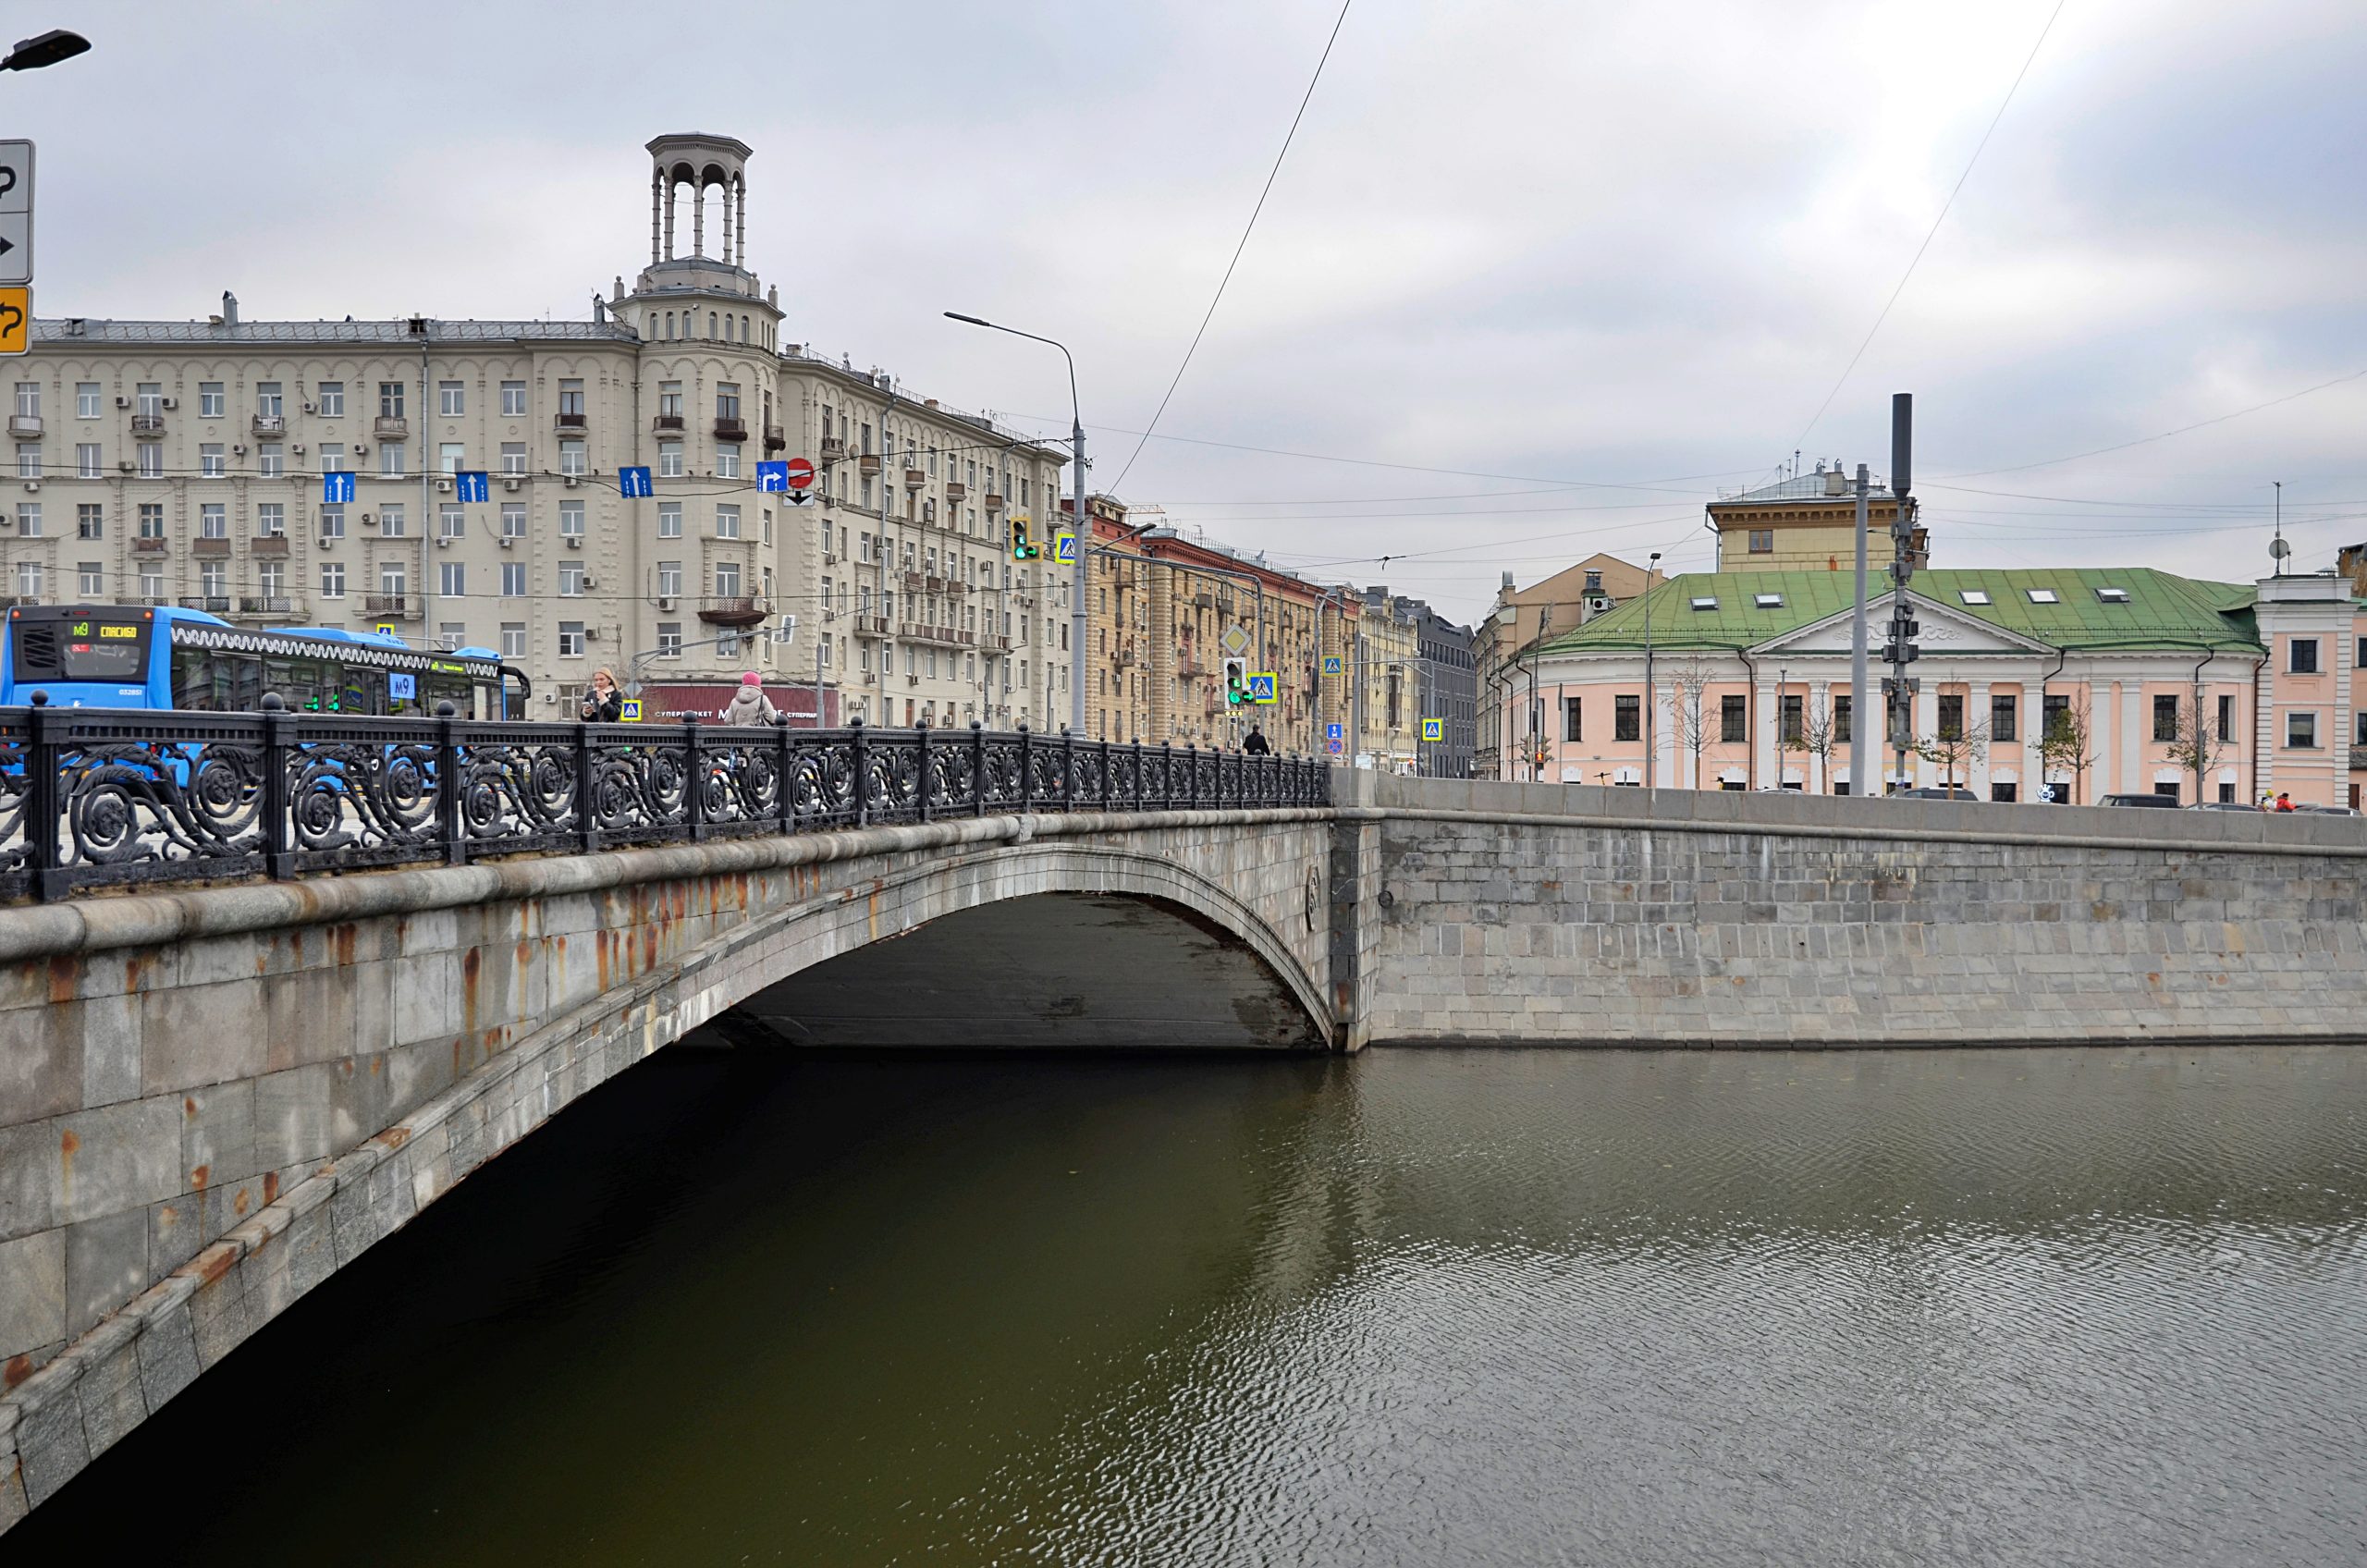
{"left": 1538, "top": 568, "right": 2262, "bottom": 655}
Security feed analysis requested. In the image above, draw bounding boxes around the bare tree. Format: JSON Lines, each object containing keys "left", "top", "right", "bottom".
{"left": 1915, "top": 707, "right": 1991, "bottom": 794}
{"left": 1783, "top": 695, "right": 1840, "bottom": 793}
{"left": 2165, "top": 692, "right": 2230, "bottom": 806}
{"left": 1667, "top": 655, "right": 1717, "bottom": 789}
{"left": 2038, "top": 692, "right": 2096, "bottom": 804}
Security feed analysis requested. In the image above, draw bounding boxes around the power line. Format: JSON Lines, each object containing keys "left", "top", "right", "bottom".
{"left": 1107, "top": 0, "right": 1355, "bottom": 494}
{"left": 1792, "top": 0, "right": 2068, "bottom": 452}
{"left": 1933, "top": 367, "right": 2367, "bottom": 479}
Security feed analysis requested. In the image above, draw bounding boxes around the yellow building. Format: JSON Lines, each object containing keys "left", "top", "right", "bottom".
{"left": 1706, "top": 466, "right": 1919, "bottom": 573}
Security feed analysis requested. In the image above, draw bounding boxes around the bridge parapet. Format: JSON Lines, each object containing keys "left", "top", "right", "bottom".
{"left": 0, "top": 704, "right": 1324, "bottom": 904}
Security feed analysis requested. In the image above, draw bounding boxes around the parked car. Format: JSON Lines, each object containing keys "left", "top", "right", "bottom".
{"left": 1892, "top": 786, "right": 1980, "bottom": 800}
{"left": 2099, "top": 792, "right": 2178, "bottom": 808}
{"left": 2187, "top": 801, "right": 2263, "bottom": 812}
{"left": 2293, "top": 803, "right": 2361, "bottom": 815}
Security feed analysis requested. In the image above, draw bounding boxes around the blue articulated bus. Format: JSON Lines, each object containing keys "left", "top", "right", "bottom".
{"left": 2, "top": 604, "right": 525, "bottom": 717}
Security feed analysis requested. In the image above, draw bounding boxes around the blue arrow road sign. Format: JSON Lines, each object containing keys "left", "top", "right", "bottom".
{"left": 321, "top": 472, "right": 355, "bottom": 504}
{"left": 755, "top": 460, "right": 790, "bottom": 492}
{"left": 455, "top": 471, "right": 489, "bottom": 504}
{"left": 619, "top": 466, "right": 653, "bottom": 498}
{"left": 1327, "top": 722, "right": 1344, "bottom": 741}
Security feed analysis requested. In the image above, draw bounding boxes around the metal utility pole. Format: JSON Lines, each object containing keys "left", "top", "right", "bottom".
{"left": 1884, "top": 393, "right": 1918, "bottom": 794}
{"left": 1643, "top": 550, "right": 1662, "bottom": 789}
{"left": 1850, "top": 462, "right": 1870, "bottom": 794}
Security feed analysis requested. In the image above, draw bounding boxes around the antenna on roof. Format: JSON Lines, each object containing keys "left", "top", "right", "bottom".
{"left": 2271, "top": 480, "right": 2287, "bottom": 576}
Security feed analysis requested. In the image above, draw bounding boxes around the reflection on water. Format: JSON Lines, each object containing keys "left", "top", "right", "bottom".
{"left": 20, "top": 1046, "right": 2367, "bottom": 1566}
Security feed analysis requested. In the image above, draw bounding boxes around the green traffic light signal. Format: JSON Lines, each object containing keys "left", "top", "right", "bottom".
{"left": 1011, "top": 519, "right": 1037, "bottom": 560}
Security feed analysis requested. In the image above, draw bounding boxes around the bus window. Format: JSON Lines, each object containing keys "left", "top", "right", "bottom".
{"left": 423, "top": 673, "right": 474, "bottom": 717}
{"left": 343, "top": 666, "right": 385, "bottom": 716}
{"left": 173, "top": 646, "right": 226, "bottom": 711}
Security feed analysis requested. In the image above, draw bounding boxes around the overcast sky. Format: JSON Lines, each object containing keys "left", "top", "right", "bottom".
{"left": 16, "top": 0, "right": 2366, "bottom": 622}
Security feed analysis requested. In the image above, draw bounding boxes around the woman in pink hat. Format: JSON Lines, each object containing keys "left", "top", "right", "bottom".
{"left": 722, "top": 671, "right": 778, "bottom": 727}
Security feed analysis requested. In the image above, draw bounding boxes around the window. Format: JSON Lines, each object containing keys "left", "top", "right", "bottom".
{"left": 1748, "top": 529, "right": 1773, "bottom": 554}
{"left": 558, "top": 562, "right": 584, "bottom": 597}
{"left": 199, "top": 383, "right": 224, "bottom": 419}
{"left": 657, "top": 623, "right": 683, "bottom": 658}
{"left": 378, "top": 562, "right": 407, "bottom": 597}
{"left": 657, "top": 501, "right": 681, "bottom": 538}
{"left": 1991, "top": 782, "right": 2017, "bottom": 803}
{"left": 658, "top": 442, "right": 683, "bottom": 478}
{"left": 438, "top": 443, "right": 463, "bottom": 474}
{"left": 500, "top": 562, "right": 526, "bottom": 597}
{"left": 77, "top": 443, "right": 102, "bottom": 479}
{"left": 500, "top": 502, "right": 525, "bottom": 538}
{"left": 199, "top": 443, "right": 228, "bottom": 477}
{"left": 76, "top": 383, "right": 100, "bottom": 419}
{"left": 1937, "top": 694, "right": 1964, "bottom": 740}
{"left": 558, "top": 439, "right": 586, "bottom": 476}
{"left": 198, "top": 503, "right": 226, "bottom": 539}
{"left": 9, "top": 502, "right": 32, "bottom": 537}
{"left": 715, "top": 444, "right": 741, "bottom": 479}
{"left": 501, "top": 381, "right": 527, "bottom": 417}
{"left": 2152, "top": 694, "right": 2179, "bottom": 742}
{"left": 1615, "top": 694, "right": 1641, "bottom": 741}
{"left": 1753, "top": 593, "right": 1784, "bottom": 609}
{"left": 78, "top": 562, "right": 102, "bottom": 596}
{"left": 653, "top": 558, "right": 690, "bottom": 600}
{"left": 199, "top": 561, "right": 227, "bottom": 598}
{"left": 1720, "top": 693, "right": 1747, "bottom": 743}
{"left": 317, "top": 383, "right": 344, "bottom": 418}
{"left": 1958, "top": 590, "right": 1991, "bottom": 606}
{"left": 440, "top": 562, "right": 466, "bottom": 597}
{"left": 1562, "top": 696, "right": 1582, "bottom": 742}
{"left": 437, "top": 622, "right": 466, "bottom": 652}
{"left": 136, "top": 443, "right": 163, "bottom": 478}
{"left": 378, "top": 442, "right": 404, "bottom": 477}
{"left": 500, "top": 622, "right": 526, "bottom": 658}
{"left": 317, "top": 443, "right": 344, "bottom": 473}
{"left": 134, "top": 382, "right": 163, "bottom": 417}
{"left": 258, "top": 443, "right": 283, "bottom": 478}
{"left": 137, "top": 503, "right": 163, "bottom": 539}
{"left": 256, "top": 502, "right": 285, "bottom": 538}
{"left": 716, "top": 384, "right": 741, "bottom": 421}
{"left": 439, "top": 381, "right": 465, "bottom": 417}
{"left": 13, "top": 561, "right": 39, "bottom": 599}
{"left": 318, "top": 505, "right": 345, "bottom": 540}
{"left": 500, "top": 442, "right": 526, "bottom": 475}
{"left": 558, "top": 621, "right": 584, "bottom": 658}
{"left": 8, "top": 383, "right": 33, "bottom": 420}
{"left": 2026, "top": 588, "right": 2058, "bottom": 604}
{"left": 2095, "top": 585, "right": 2129, "bottom": 604}
{"left": 2218, "top": 694, "right": 2237, "bottom": 743}
{"left": 379, "top": 383, "right": 405, "bottom": 420}
{"left": 714, "top": 504, "right": 740, "bottom": 539}
{"left": 1991, "top": 692, "right": 2016, "bottom": 742}
{"left": 255, "top": 383, "right": 283, "bottom": 419}
{"left": 2290, "top": 638, "right": 2320, "bottom": 674}
{"left": 2287, "top": 711, "right": 2318, "bottom": 749}
{"left": 657, "top": 382, "right": 682, "bottom": 418}
{"left": 716, "top": 560, "right": 742, "bottom": 597}
{"left": 1781, "top": 694, "right": 1804, "bottom": 745}
{"left": 14, "top": 446, "right": 36, "bottom": 479}
{"left": 558, "top": 500, "right": 583, "bottom": 539}
{"left": 380, "top": 503, "right": 406, "bottom": 537}
{"left": 139, "top": 567, "right": 163, "bottom": 600}
{"left": 440, "top": 505, "right": 465, "bottom": 540}
{"left": 558, "top": 379, "right": 584, "bottom": 417}
{"left": 1834, "top": 695, "right": 1852, "bottom": 742}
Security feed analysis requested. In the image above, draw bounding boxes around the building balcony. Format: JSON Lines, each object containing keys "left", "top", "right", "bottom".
{"left": 131, "top": 536, "right": 168, "bottom": 556}
{"left": 983, "top": 493, "right": 1004, "bottom": 512}
{"left": 251, "top": 414, "right": 285, "bottom": 437}
{"left": 820, "top": 435, "right": 847, "bottom": 462}
{"left": 899, "top": 623, "right": 965, "bottom": 647}
{"left": 696, "top": 595, "right": 769, "bottom": 628}
{"left": 944, "top": 482, "right": 967, "bottom": 503}
{"left": 903, "top": 570, "right": 925, "bottom": 593}
{"left": 851, "top": 614, "right": 889, "bottom": 639}
{"left": 113, "top": 594, "right": 170, "bottom": 607}
{"left": 374, "top": 416, "right": 409, "bottom": 440}
{"left": 651, "top": 413, "right": 684, "bottom": 433}
{"left": 555, "top": 411, "right": 588, "bottom": 432}
{"left": 130, "top": 413, "right": 166, "bottom": 435}
{"left": 763, "top": 423, "right": 787, "bottom": 451}
{"left": 979, "top": 634, "right": 1011, "bottom": 653}
{"left": 6, "top": 415, "right": 40, "bottom": 438}
{"left": 180, "top": 595, "right": 233, "bottom": 614}
{"left": 250, "top": 534, "right": 290, "bottom": 557}
{"left": 364, "top": 594, "right": 420, "bottom": 619}
{"left": 858, "top": 453, "right": 882, "bottom": 477}
{"left": 191, "top": 536, "right": 232, "bottom": 557}
{"left": 903, "top": 468, "right": 926, "bottom": 490}
{"left": 713, "top": 418, "right": 748, "bottom": 443}
{"left": 235, "top": 595, "right": 302, "bottom": 619}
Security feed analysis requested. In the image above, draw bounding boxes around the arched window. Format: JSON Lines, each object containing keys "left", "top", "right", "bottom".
{"left": 664, "top": 312, "right": 674, "bottom": 339}
{"left": 740, "top": 315, "right": 750, "bottom": 343}
{"left": 708, "top": 312, "right": 717, "bottom": 339}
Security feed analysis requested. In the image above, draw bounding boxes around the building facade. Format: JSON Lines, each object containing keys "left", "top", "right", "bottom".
{"left": 4, "top": 132, "right": 1073, "bottom": 729}
{"left": 1412, "top": 599, "right": 1478, "bottom": 778}
{"left": 1705, "top": 465, "right": 1918, "bottom": 573}
{"left": 1477, "top": 552, "right": 1660, "bottom": 778}
{"left": 1494, "top": 564, "right": 2367, "bottom": 807}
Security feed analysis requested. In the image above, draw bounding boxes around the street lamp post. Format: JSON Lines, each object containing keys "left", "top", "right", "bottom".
{"left": 0, "top": 30, "right": 91, "bottom": 73}
{"left": 945, "top": 312, "right": 1087, "bottom": 736}
{"left": 1642, "top": 551, "right": 1662, "bottom": 789}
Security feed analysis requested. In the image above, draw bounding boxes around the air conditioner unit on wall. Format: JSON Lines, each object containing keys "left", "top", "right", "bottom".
{"left": 498, "top": 537, "right": 514, "bottom": 549}
{"left": 657, "top": 596, "right": 675, "bottom": 611}
{"left": 580, "top": 574, "right": 596, "bottom": 590}
{"left": 584, "top": 627, "right": 601, "bottom": 642}
{"left": 505, "top": 478, "right": 521, "bottom": 492}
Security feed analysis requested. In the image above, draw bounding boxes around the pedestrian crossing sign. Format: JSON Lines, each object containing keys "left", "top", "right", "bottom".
{"left": 1422, "top": 718, "right": 1443, "bottom": 742}
{"left": 1245, "top": 671, "right": 1278, "bottom": 704}
{"left": 619, "top": 699, "right": 644, "bottom": 722}
{"left": 1053, "top": 531, "right": 1077, "bottom": 564}
{"left": 1322, "top": 655, "right": 1343, "bottom": 676}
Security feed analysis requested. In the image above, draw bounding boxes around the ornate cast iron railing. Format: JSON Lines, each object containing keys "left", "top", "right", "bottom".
{"left": 0, "top": 699, "right": 1330, "bottom": 904}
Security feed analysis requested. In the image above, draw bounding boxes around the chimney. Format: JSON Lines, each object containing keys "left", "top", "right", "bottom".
{"left": 221, "top": 291, "right": 239, "bottom": 328}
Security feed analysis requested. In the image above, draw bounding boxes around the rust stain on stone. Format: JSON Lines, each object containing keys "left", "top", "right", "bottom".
{"left": 58, "top": 1127, "right": 78, "bottom": 1187}
{"left": 123, "top": 951, "right": 150, "bottom": 994}
{"left": 595, "top": 928, "right": 612, "bottom": 992}
{"left": 374, "top": 1126, "right": 411, "bottom": 1151}
{"left": 462, "top": 946, "right": 483, "bottom": 1033}
{"left": 5, "top": 1355, "right": 32, "bottom": 1390}
{"left": 184, "top": 1096, "right": 196, "bottom": 1116}
{"left": 190, "top": 1163, "right": 210, "bottom": 1190}
{"left": 230, "top": 1186, "right": 251, "bottom": 1217}
{"left": 2146, "top": 972, "right": 2163, "bottom": 987}
{"left": 332, "top": 924, "right": 357, "bottom": 967}
{"left": 263, "top": 1171, "right": 279, "bottom": 1204}
{"left": 193, "top": 1243, "right": 238, "bottom": 1285}
{"left": 47, "top": 954, "right": 75, "bottom": 1005}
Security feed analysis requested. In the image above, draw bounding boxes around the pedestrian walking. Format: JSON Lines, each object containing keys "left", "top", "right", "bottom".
{"left": 722, "top": 671, "right": 778, "bottom": 727}
{"left": 1243, "top": 725, "right": 1272, "bottom": 755}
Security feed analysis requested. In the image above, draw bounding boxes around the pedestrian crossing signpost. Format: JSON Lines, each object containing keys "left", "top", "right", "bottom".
{"left": 1322, "top": 655, "right": 1343, "bottom": 677}
{"left": 1052, "top": 531, "right": 1077, "bottom": 564}
{"left": 1422, "top": 717, "right": 1443, "bottom": 742}
{"left": 1245, "top": 672, "right": 1278, "bottom": 704}
{"left": 619, "top": 699, "right": 644, "bottom": 722}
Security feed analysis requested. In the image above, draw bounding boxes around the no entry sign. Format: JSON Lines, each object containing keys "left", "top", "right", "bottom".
{"left": 785, "top": 457, "right": 816, "bottom": 490}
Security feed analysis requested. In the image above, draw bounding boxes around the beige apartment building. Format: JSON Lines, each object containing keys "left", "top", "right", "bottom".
{"left": 1704, "top": 464, "right": 1919, "bottom": 573}
{"left": 3, "top": 131, "right": 1072, "bottom": 729}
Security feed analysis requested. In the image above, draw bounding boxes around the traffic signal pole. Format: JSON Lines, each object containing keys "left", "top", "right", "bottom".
{"left": 1885, "top": 393, "right": 1917, "bottom": 793}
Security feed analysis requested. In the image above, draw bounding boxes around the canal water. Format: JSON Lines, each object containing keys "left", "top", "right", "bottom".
{"left": 18, "top": 1045, "right": 2367, "bottom": 1565}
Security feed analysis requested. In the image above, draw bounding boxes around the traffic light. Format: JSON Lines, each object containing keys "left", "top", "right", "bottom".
{"left": 1010, "top": 517, "right": 1037, "bottom": 561}
{"left": 1222, "top": 657, "right": 1247, "bottom": 704}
